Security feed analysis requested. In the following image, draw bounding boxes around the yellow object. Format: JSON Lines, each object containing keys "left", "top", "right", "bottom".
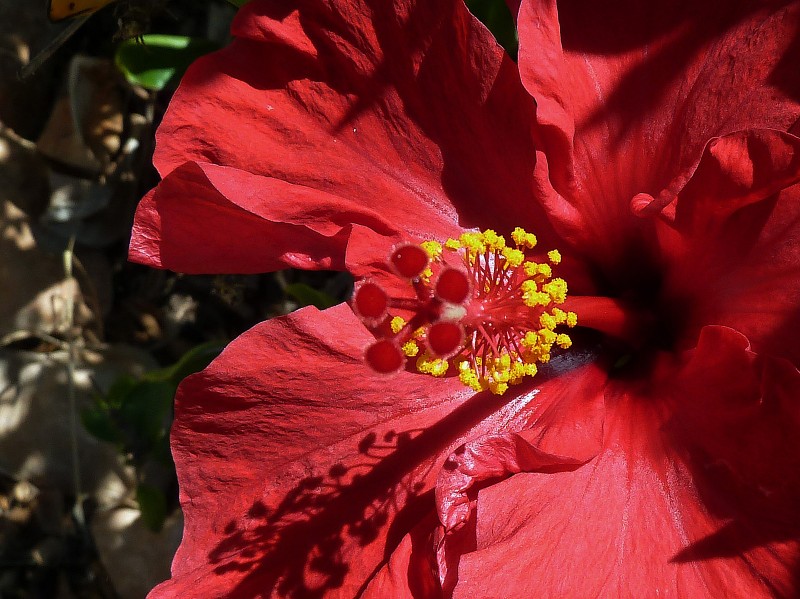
{"left": 48, "top": 0, "right": 115, "bottom": 22}
{"left": 401, "top": 340, "right": 420, "bottom": 357}
{"left": 390, "top": 316, "right": 406, "bottom": 334}
{"left": 420, "top": 240, "right": 442, "bottom": 260}
{"left": 377, "top": 228, "right": 576, "bottom": 396}
{"left": 416, "top": 354, "right": 449, "bottom": 377}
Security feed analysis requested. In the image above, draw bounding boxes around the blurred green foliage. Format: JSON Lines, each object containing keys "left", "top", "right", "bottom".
{"left": 82, "top": 342, "right": 221, "bottom": 530}
{"left": 115, "top": 34, "right": 219, "bottom": 91}
{"left": 285, "top": 283, "right": 338, "bottom": 310}
{"left": 467, "top": 0, "right": 518, "bottom": 58}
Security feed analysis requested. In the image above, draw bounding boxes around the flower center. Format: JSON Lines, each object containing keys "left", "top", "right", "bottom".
{"left": 352, "top": 229, "right": 577, "bottom": 395}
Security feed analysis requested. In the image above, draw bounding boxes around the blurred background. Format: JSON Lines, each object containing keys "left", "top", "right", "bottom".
{"left": 0, "top": 0, "right": 513, "bottom": 596}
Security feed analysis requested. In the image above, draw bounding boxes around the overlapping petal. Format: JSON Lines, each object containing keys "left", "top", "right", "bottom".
{"left": 516, "top": 0, "right": 800, "bottom": 256}
{"left": 150, "top": 304, "right": 466, "bottom": 597}
{"left": 446, "top": 327, "right": 800, "bottom": 598}
{"left": 130, "top": 162, "right": 406, "bottom": 274}
{"left": 131, "top": 0, "right": 572, "bottom": 275}
{"left": 659, "top": 129, "right": 800, "bottom": 363}
{"left": 150, "top": 303, "right": 604, "bottom": 597}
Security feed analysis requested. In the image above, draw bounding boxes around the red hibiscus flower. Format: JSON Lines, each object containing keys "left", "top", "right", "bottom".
{"left": 130, "top": 0, "right": 800, "bottom": 596}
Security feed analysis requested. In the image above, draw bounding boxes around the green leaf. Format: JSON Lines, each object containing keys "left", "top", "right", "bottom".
{"left": 144, "top": 341, "right": 222, "bottom": 384}
{"left": 102, "top": 374, "right": 138, "bottom": 410}
{"left": 285, "top": 283, "right": 337, "bottom": 310}
{"left": 227, "top": 0, "right": 250, "bottom": 5}
{"left": 85, "top": 343, "right": 221, "bottom": 464}
{"left": 136, "top": 484, "right": 168, "bottom": 532}
{"left": 466, "top": 0, "right": 518, "bottom": 59}
{"left": 114, "top": 34, "right": 219, "bottom": 91}
{"left": 118, "top": 380, "right": 175, "bottom": 447}
{"left": 81, "top": 406, "right": 121, "bottom": 445}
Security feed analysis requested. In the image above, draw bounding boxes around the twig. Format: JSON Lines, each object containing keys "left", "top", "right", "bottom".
{"left": 63, "top": 236, "right": 85, "bottom": 531}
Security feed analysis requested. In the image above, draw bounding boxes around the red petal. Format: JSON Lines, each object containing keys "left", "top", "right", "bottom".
{"left": 444, "top": 328, "right": 800, "bottom": 597}
{"left": 663, "top": 130, "right": 800, "bottom": 363}
{"left": 151, "top": 304, "right": 580, "bottom": 597}
{"left": 135, "top": 0, "right": 564, "bottom": 272}
{"left": 516, "top": 0, "right": 800, "bottom": 253}
{"left": 674, "top": 130, "right": 800, "bottom": 232}
{"left": 670, "top": 326, "right": 800, "bottom": 549}
{"left": 129, "top": 161, "right": 395, "bottom": 273}
{"left": 359, "top": 512, "right": 441, "bottom": 598}
{"left": 436, "top": 360, "right": 606, "bottom": 531}
{"left": 435, "top": 360, "right": 606, "bottom": 592}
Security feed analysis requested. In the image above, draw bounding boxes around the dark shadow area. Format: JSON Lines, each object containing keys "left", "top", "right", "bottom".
{"left": 206, "top": 396, "right": 500, "bottom": 597}
{"left": 670, "top": 449, "right": 800, "bottom": 597}
{"left": 562, "top": 0, "right": 800, "bottom": 155}
{"left": 663, "top": 347, "right": 800, "bottom": 596}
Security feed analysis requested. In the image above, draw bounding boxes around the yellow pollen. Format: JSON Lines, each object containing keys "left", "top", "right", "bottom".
{"left": 523, "top": 291, "right": 551, "bottom": 308}
{"left": 457, "top": 360, "right": 484, "bottom": 392}
{"left": 501, "top": 247, "right": 525, "bottom": 268}
{"left": 416, "top": 353, "right": 449, "bottom": 377}
{"left": 459, "top": 231, "right": 486, "bottom": 254}
{"left": 390, "top": 316, "right": 406, "bottom": 334}
{"left": 483, "top": 229, "right": 506, "bottom": 251}
{"left": 511, "top": 227, "right": 537, "bottom": 248}
{"left": 539, "top": 312, "right": 557, "bottom": 330}
{"left": 489, "top": 381, "right": 509, "bottom": 395}
{"left": 402, "top": 340, "right": 420, "bottom": 356}
{"left": 374, "top": 228, "right": 577, "bottom": 396}
{"left": 421, "top": 240, "right": 442, "bottom": 260}
{"left": 538, "top": 328, "right": 557, "bottom": 345}
{"left": 543, "top": 278, "right": 567, "bottom": 304}
{"left": 556, "top": 334, "right": 572, "bottom": 349}
{"left": 523, "top": 261, "right": 551, "bottom": 279}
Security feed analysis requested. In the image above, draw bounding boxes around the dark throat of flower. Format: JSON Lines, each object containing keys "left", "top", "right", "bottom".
{"left": 352, "top": 229, "right": 578, "bottom": 395}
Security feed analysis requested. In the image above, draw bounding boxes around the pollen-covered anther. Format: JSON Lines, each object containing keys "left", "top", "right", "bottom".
{"left": 356, "top": 228, "right": 577, "bottom": 395}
